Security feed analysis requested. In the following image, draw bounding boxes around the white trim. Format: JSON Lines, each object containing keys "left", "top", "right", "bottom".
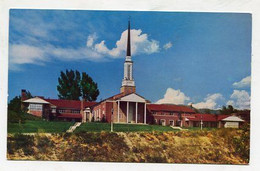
{"left": 135, "top": 102, "right": 138, "bottom": 123}
{"left": 144, "top": 103, "right": 146, "bottom": 124}
{"left": 160, "top": 119, "right": 166, "bottom": 126}
{"left": 117, "top": 100, "right": 120, "bottom": 123}
{"left": 169, "top": 120, "right": 174, "bottom": 126}
{"left": 127, "top": 101, "right": 129, "bottom": 123}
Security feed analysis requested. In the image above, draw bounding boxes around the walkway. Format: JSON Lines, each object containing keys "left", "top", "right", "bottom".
{"left": 66, "top": 122, "right": 81, "bottom": 133}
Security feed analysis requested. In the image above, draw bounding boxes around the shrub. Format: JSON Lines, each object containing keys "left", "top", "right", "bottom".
{"left": 8, "top": 134, "right": 35, "bottom": 155}
{"left": 36, "top": 135, "right": 54, "bottom": 153}
{"left": 232, "top": 123, "right": 250, "bottom": 163}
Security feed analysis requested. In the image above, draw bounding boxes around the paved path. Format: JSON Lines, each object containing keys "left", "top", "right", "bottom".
{"left": 66, "top": 122, "right": 81, "bottom": 133}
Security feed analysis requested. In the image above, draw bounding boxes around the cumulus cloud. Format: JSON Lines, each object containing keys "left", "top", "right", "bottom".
{"left": 156, "top": 88, "right": 190, "bottom": 105}
{"left": 93, "top": 29, "right": 160, "bottom": 58}
{"left": 86, "top": 33, "right": 97, "bottom": 48}
{"left": 227, "top": 90, "right": 250, "bottom": 109}
{"left": 192, "top": 93, "right": 224, "bottom": 109}
{"left": 163, "top": 41, "right": 172, "bottom": 50}
{"left": 9, "top": 29, "right": 161, "bottom": 70}
{"left": 233, "top": 76, "right": 251, "bottom": 88}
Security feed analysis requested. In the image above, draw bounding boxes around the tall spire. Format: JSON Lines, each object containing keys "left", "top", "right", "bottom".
{"left": 126, "top": 19, "right": 131, "bottom": 56}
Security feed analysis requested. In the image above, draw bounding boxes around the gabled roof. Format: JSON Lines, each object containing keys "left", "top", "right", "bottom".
{"left": 222, "top": 116, "right": 244, "bottom": 122}
{"left": 101, "top": 92, "right": 149, "bottom": 102}
{"left": 147, "top": 104, "right": 195, "bottom": 113}
{"left": 118, "top": 93, "right": 147, "bottom": 103}
{"left": 44, "top": 99, "right": 96, "bottom": 109}
{"left": 187, "top": 114, "right": 218, "bottom": 122}
{"left": 23, "top": 97, "right": 50, "bottom": 104}
{"left": 23, "top": 97, "right": 97, "bottom": 109}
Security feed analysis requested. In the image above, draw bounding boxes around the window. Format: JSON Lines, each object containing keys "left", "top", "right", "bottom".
{"left": 127, "top": 65, "right": 131, "bottom": 79}
{"left": 159, "top": 119, "right": 166, "bottom": 126}
{"left": 169, "top": 120, "right": 174, "bottom": 126}
{"left": 29, "top": 104, "right": 42, "bottom": 111}
{"left": 51, "top": 108, "right": 56, "bottom": 113}
{"left": 71, "top": 110, "right": 80, "bottom": 114}
{"left": 170, "top": 112, "right": 174, "bottom": 115}
{"left": 59, "top": 109, "right": 66, "bottom": 113}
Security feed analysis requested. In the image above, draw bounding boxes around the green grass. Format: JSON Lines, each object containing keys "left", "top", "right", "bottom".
{"left": 8, "top": 120, "right": 74, "bottom": 133}
{"left": 75, "top": 122, "right": 178, "bottom": 133}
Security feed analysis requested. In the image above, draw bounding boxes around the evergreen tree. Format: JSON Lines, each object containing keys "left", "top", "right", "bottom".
{"left": 57, "top": 70, "right": 82, "bottom": 100}
{"left": 57, "top": 70, "right": 99, "bottom": 101}
{"left": 81, "top": 72, "right": 99, "bottom": 101}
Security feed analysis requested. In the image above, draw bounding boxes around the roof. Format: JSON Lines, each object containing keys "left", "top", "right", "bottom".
{"left": 23, "top": 97, "right": 97, "bottom": 109}
{"left": 119, "top": 93, "right": 146, "bottom": 103}
{"left": 147, "top": 104, "right": 195, "bottom": 113}
{"left": 185, "top": 114, "right": 240, "bottom": 122}
{"left": 45, "top": 99, "right": 97, "bottom": 109}
{"left": 187, "top": 114, "right": 218, "bottom": 122}
{"left": 23, "top": 97, "right": 50, "bottom": 104}
{"left": 222, "top": 116, "right": 244, "bottom": 122}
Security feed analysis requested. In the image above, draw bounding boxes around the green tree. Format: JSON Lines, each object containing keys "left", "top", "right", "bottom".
{"left": 57, "top": 70, "right": 99, "bottom": 101}
{"left": 57, "top": 70, "right": 82, "bottom": 100}
{"left": 8, "top": 90, "right": 32, "bottom": 123}
{"left": 220, "top": 105, "right": 238, "bottom": 114}
{"left": 81, "top": 72, "right": 99, "bottom": 101}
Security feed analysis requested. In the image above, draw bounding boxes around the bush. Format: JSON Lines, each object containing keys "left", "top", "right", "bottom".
{"left": 232, "top": 123, "right": 250, "bottom": 162}
{"left": 8, "top": 134, "right": 35, "bottom": 155}
{"left": 8, "top": 110, "right": 25, "bottom": 124}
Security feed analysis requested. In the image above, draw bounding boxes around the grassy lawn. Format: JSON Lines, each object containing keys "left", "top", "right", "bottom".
{"left": 8, "top": 120, "right": 74, "bottom": 133}
{"left": 75, "top": 122, "right": 178, "bottom": 133}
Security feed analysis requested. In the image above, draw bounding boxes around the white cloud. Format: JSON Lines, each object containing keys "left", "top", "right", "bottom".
{"left": 9, "top": 43, "right": 104, "bottom": 70}
{"left": 156, "top": 88, "right": 190, "bottom": 105}
{"left": 227, "top": 90, "right": 250, "bottom": 109}
{"left": 163, "top": 42, "right": 172, "bottom": 50}
{"left": 9, "top": 44, "right": 46, "bottom": 65}
{"left": 10, "top": 28, "right": 162, "bottom": 70}
{"left": 192, "top": 93, "right": 224, "bottom": 109}
{"left": 86, "top": 33, "right": 97, "bottom": 48}
{"left": 93, "top": 29, "right": 160, "bottom": 58}
{"left": 233, "top": 76, "right": 251, "bottom": 88}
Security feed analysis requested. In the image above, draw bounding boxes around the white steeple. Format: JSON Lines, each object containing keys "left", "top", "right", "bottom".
{"left": 122, "top": 20, "right": 135, "bottom": 87}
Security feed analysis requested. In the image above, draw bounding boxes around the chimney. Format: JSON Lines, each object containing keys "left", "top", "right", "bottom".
{"left": 81, "top": 98, "right": 86, "bottom": 123}
{"left": 21, "top": 89, "right": 27, "bottom": 101}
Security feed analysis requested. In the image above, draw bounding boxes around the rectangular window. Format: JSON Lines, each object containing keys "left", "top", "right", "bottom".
{"left": 59, "top": 109, "right": 66, "bottom": 113}
{"left": 29, "top": 104, "right": 42, "bottom": 111}
{"left": 127, "top": 65, "right": 130, "bottom": 79}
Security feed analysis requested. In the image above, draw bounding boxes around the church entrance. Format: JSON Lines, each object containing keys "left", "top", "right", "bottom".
{"left": 128, "top": 102, "right": 135, "bottom": 123}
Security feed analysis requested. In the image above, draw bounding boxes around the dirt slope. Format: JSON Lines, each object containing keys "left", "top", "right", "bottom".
{"left": 7, "top": 128, "right": 249, "bottom": 164}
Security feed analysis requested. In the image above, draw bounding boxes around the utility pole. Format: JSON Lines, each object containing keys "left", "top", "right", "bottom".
{"left": 111, "top": 108, "right": 114, "bottom": 132}
{"left": 200, "top": 113, "right": 203, "bottom": 130}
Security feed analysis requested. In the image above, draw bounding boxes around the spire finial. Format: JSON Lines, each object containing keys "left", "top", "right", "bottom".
{"left": 126, "top": 18, "right": 131, "bottom": 56}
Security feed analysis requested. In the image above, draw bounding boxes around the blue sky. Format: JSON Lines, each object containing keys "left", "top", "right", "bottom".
{"left": 8, "top": 10, "right": 251, "bottom": 109}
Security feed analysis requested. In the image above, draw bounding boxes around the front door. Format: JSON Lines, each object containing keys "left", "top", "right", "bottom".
{"left": 128, "top": 102, "right": 134, "bottom": 123}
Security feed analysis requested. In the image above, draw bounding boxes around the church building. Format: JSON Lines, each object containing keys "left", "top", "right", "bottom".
{"left": 90, "top": 20, "right": 150, "bottom": 124}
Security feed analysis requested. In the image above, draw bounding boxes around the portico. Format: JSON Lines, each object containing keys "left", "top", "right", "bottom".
{"left": 116, "top": 93, "right": 147, "bottom": 124}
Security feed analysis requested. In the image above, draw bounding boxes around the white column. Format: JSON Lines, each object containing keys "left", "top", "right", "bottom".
{"left": 144, "top": 103, "right": 146, "bottom": 124}
{"left": 135, "top": 102, "right": 138, "bottom": 123}
{"left": 117, "top": 101, "right": 120, "bottom": 123}
{"left": 127, "top": 101, "right": 129, "bottom": 123}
